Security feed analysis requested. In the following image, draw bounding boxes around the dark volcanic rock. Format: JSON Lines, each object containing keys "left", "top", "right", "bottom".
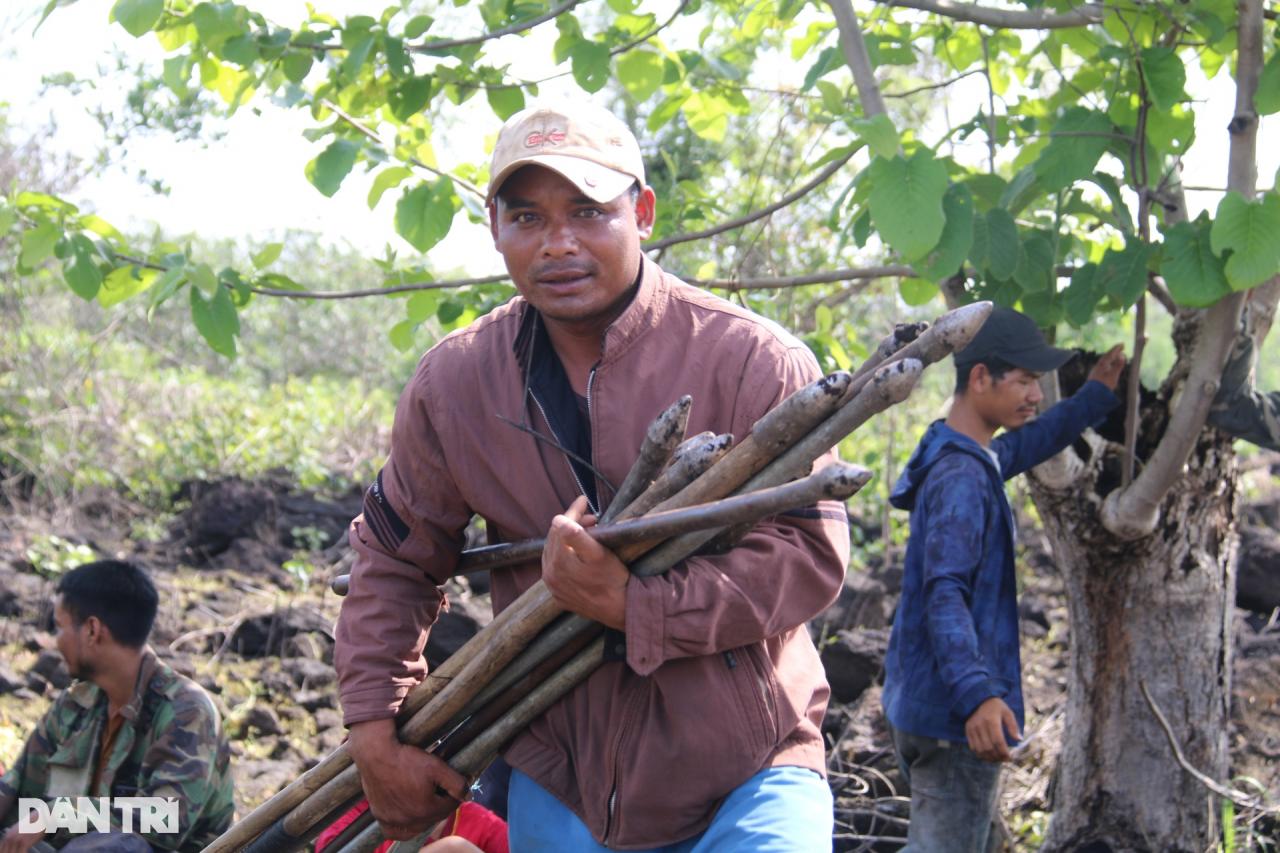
{"left": 227, "top": 607, "right": 332, "bottom": 658}
{"left": 243, "top": 704, "right": 283, "bottom": 737}
{"left": 282, "top": 657, "right": 336, "bottom": 690}
{"left": 31, "top": 649, "right": 70, "bottom": 689}
{"left": 822, "top": 572, "right": 893, "bottom": 633}
{"left": 821, "top": 628, "right": 889, "bottom": 704}
{"left": 175, "top": 478, "right": 280, "bottom": 561}
{"left": 0, "top": 663, "right": 23, "bottom": 694}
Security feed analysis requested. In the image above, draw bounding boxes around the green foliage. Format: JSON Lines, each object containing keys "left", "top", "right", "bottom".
{"left": 867, "top": 149, "right": 949, "bottom": 263}
{"left": 5, "top": 0, "right": 1276, "bottom": 375}
{"left": 1210, "top": 192, "right": 1280, "bottom": 291}
{"left": 24, "top": 535, "right": 98, "bottom": 578}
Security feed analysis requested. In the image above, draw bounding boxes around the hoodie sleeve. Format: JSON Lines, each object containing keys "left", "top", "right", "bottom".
{"left": 994, "top": 380, "right": 1119, "bottom": 480}
{"left": 920, "top": 454, "right": 1007, "bottom": 721}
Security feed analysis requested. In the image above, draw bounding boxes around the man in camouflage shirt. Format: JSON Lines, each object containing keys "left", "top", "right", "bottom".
{"left": 0, "top": 561, "right": 233, "bottom": 852}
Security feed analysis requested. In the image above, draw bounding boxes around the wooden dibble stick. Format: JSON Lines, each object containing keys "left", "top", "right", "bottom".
{"left": 239, "top": 466, "right": 875, "bottom": 853}
{"left": 211, "top": 303, "right": 991, "bottom": 853}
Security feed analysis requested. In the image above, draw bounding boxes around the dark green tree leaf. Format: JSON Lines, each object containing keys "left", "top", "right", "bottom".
{"left": 917, "top": 184, "right": 974, "bottom": 282}
{"left": 1140, "top": 47, "right": 1186, "bottom": 112}
{"left": 1258, "top": 53, "right": 1280, "bottom": 116}
{"left": 486, "top": 86, "right": 525, "bottom": 120}
{"left": 867, "top": 148, "right": 949, "bottom": 262}
{"left": 1013, "top": 233, "right": 1054, "bottom": 293}
{"left": 305, "top": 139, "right": 360, "bottom": 198}
{"left": 570, "top": 40, "right": 611, "bottom": 93}
{"left": 1210, "top": 191, "right": 1280, "bottom": 290}
{"left": 189, "top": 283, "right": 240, "bottom": 358}
{"left": 112, "top": 0, "right": 163, "bottom": 37}
{"left": 1033, "top": 108, "right": 1112, "bottom": 192}
{"left": 899, "top": 277, "right": 939, "bottom": 306}
{"left": 1160, "top": 217, "right": 1230, "bottom": 308}
{"left": 388, "top": 76, "right": 434, "bottom": 121}
{"left": 984, "top": 208, "right": 1019, "bottom": 280}
{"left": 1063, "top": 262, "right": 1101, "bottom": 327}
{"left": 395, "top": 179, "right": 459, "bottom": 253}
{"left": 281, "top": 51, "right": 313, "bottom": 84}
{"left": 62, "top": 235, "right": 103, "bottom": 300}
{"left": 1096, "top": 238, "right": 1154, "bottom": 307}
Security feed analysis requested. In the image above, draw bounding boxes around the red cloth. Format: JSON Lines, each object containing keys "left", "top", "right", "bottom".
{"left": 314, "top": 800, "right": 507, "bottom": 853}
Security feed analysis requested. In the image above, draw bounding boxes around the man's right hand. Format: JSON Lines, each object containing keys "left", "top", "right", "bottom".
{"left": 0, "top": 825, "right": 46, "bottom": 853}
{"left": 347, "top": 719, "right": 470, "bottom": 840}
{"left": 964, "top": 697, "right": 1021, "bottom": 763}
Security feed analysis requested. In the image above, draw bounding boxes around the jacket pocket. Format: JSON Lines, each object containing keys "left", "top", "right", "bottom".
{"left": 725, "top": 642, "right": 780, "bottom": 752}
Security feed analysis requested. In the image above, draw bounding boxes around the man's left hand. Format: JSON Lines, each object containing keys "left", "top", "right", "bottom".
{"left": 542, "top": 496, "right": 629, "bottom": 630}
{"left": 1088, "top": 343, "right": 1127, "bottom": 390}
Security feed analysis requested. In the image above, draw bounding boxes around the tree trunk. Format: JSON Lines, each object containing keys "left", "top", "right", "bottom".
{"left": 1029, "top": 416, "right": 1239, "bottom": 850}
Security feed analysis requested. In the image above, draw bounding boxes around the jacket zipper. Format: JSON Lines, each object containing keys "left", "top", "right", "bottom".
{"left": 528, "top": 389, "right": 598, "bottom": 515}
{"left": 603, "top": 680, "right": 642, "bottom": 843}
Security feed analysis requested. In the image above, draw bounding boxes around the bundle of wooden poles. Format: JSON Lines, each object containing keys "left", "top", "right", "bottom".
{"left": 202, "top": 302, "right": 992, "bottom": 853}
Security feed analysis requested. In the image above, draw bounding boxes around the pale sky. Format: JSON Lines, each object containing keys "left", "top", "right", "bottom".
{"left": 3, "top": 1, "right": 1275, "bottom": 279}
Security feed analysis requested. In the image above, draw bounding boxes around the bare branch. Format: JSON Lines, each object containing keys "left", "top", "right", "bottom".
{"left": 485, "top": 0, "right": 693, "bottom": 91}
{"left": 688, "top": 267, "right": 911, "bottom": 291}
{"left": 874, "top": 0, "right": 1104, "bottom": 29}
{"left": 320, "top": 99, "right": 485, "bottom": 200}
{"left": 248, "top": 275, "right": 510, "bottom": 299}
{"left": 828, "top": 0, "right": 889, "bottom": 118}
{"left": 302, "top": 0, "right": 582, "bottom": 53}
{"left": 646, "top": 148, "right": 857, "bottom": 251}
{"left": 883, "top": 68, "right": 984, "bottom": 99}
{"left": 1102, "top": 0, "right": 1263, "bottom": 539}
{"left": 1140, "top": 681, "right": 1279, "bottom": 814}
{"left": 409, "top": 0, "right": 582, "bottom": 52}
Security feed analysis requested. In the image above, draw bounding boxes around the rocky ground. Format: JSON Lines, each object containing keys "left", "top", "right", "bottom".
{"left": 0, "top": 465, "right": 1276, "bottom": 850}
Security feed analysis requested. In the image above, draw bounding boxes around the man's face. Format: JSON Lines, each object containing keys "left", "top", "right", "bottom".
{"left": 974, "top": 366, "right": 1044, "bottom": 430}
{"left": 489, "top": 166, "right": 656, "bottom": 334}
{"left": 53, "top": 598, "right": 93, "bottom": 680}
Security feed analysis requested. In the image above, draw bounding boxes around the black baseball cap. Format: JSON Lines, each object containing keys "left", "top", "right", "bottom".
{"left": 953, "top": 306, "right": 1074, "bottom": 372}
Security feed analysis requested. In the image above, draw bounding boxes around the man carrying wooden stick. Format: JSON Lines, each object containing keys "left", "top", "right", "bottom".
{"left": 882, "top": 307, "right": 1126, "bottom": 851}
{"left": 334, "top": 102, "right": 851, "bottom": 850}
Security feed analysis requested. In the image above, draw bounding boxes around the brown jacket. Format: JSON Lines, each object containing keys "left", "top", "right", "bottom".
{"left": 334, "top": 258, "right": 850, "bottom": 848}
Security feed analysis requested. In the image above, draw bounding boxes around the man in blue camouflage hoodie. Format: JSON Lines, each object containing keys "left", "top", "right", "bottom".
{"left": 882, "top": 307, "right": 1126, "bottom": 851}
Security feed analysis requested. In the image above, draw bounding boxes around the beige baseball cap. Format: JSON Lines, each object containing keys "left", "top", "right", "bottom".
{"left": 486, "top": 102, "right": 646, "bottom": 205}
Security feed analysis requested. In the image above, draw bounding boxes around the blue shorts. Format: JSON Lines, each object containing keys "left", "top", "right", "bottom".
{"left": 507, "top": 764, "right": 833, "bottom": 852}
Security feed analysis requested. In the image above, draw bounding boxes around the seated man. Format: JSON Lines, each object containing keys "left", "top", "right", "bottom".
{"left": 0, "top": 560, "right": 234, "bottom": 852}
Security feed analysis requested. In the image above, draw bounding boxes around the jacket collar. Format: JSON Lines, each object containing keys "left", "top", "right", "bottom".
{"left": 67, "top": 647, "right": 161, "bottom": 723}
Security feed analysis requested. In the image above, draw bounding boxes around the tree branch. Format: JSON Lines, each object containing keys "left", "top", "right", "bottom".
{"left": 688, "top": 266, "right": 914, "bottom": 291}
{"left": 882, "top": 68, "right": 984, "bottom": 99}
{"left": 303, "top": 0, "right": 583, "bottom": 53}
{"left": 484, "top": 0, "right": 693, "bottom": 91}
{"left": 320, "top": 99, "right": 486, "bottom": 200}
{"left": 645, "top": 148, "right": 857, "bottom": 251}
{"left": 1102, "top": 0, "right": 1262, "bottom": 539}
{"left": 1140, "top": 681, "right": 1279, "bottom": 814}
{"left": 409, "top": 0, "right": 582, "bottom": 53}
{"left": 828, "top": 0, "right": 889, "bottom": 118}
{"left": 874, "top": 0, "right": 1103, "bottom": 29}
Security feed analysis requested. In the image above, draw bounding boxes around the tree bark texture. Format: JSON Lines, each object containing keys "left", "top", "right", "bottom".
{"left": 1030, "top": 411, "right": 1240, "bottom": 850}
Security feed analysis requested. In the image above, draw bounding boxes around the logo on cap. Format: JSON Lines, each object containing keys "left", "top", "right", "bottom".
{"left": 525, "top": 129, "right": 566, "bottom": 148}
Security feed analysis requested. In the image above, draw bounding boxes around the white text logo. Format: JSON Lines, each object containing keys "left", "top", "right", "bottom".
{"left": 17, "top": 798, "right": 179, "bottom": 834}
